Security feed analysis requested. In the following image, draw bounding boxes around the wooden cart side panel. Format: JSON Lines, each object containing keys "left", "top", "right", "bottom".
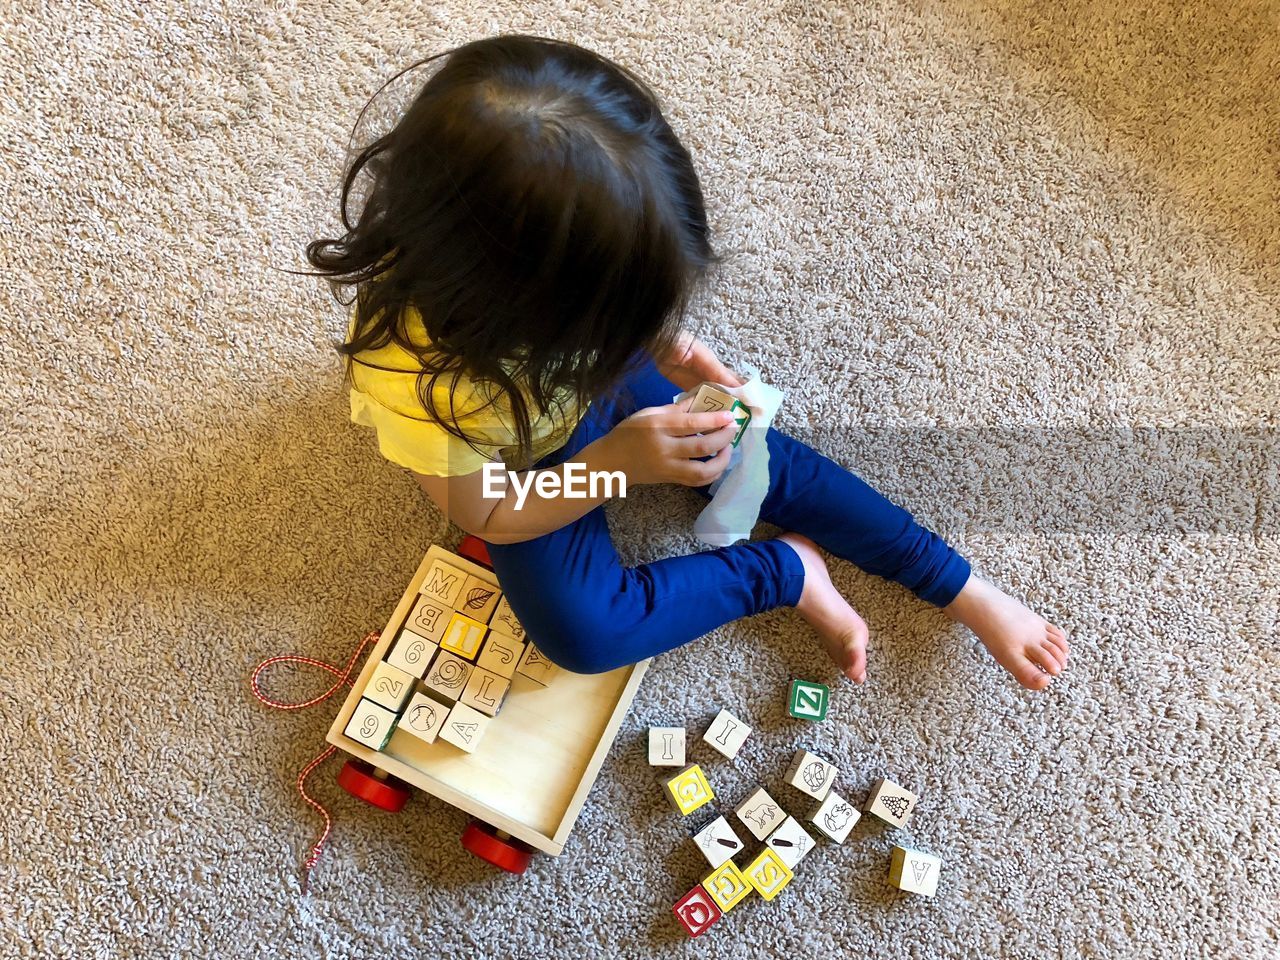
{"left": 550, "top": 656, "right": 651, "bottom": 849}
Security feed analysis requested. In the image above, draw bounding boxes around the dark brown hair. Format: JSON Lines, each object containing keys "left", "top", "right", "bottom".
{"left": 299, "top": 34, "right": 723, "bottom": 467}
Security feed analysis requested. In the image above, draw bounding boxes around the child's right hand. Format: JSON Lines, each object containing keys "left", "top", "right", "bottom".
{"left": 599, "top": 404, "right": 738, "bottom": 487}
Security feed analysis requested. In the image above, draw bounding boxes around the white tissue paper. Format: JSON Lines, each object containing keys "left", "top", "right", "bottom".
{"left": 674, "top": 364, "right": 785, "bottom": 547}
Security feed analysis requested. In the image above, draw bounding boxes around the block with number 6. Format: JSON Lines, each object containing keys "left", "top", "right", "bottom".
{"left": 385, "top": 629, "right": 437, "bottom": 679}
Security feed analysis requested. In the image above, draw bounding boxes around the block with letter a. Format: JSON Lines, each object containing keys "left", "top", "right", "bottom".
{"left": 439, "top": 701, "right": 490, "bottom": 753}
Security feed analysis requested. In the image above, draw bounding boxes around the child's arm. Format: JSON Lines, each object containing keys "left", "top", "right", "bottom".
{"left": 415, "top": 405, "right": 739, "bottom": 544}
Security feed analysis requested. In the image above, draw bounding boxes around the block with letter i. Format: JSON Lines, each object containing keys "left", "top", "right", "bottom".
{"left": 888, "top": 845, "right": 942, "bottom": 897}
{"left": 809, "top": 790, "right": 860, "bottom": 843}
{"left": 787, "top": 679, "right": 829, "bottom": 721}
{"left": 687, "top": 383, "right": 752, "bottom": 446}
{"left": 396, "top": 692, "right": 448, "bottom": 745}
{"left": 734, "top": 786, "right": 783, "bottom": 841}
{"left": 865, "top": 777, "right": 917, "bottom": 829}
{"left": 440, "top": 611, "right": 487, "bottom": 661}
{"left": 664, "top": 764, "right": 714, "bottom": 816}
{"left": 673, "top": 884, "right": 722, "bottom": 938}
{"left": 701, "top": 859, "right": 753, "bottom": 913}
{"left": 743, "top": 847, "right": 793, "bottom": 901}
{"left": 439, "top": 701, "right": 490, "bottom": 753}
{"left": 783, "top": 748, "right": 837, "bottom": 801}
{"left": 343, "top": 698, "right": 398, "bottom": 751}
{"left": 691, "top": 814, "right": 744, "bottom": 869}
{"left": 362, "top": 661, "right": 415, "bottom": 712}
{"left": 516, "top": 642, "right": 559, "bottom": 685}
{"left": 648, "top": 726, "right": 686, "bottom": 767}
{"left": 702, "top": 708, "right": 751, "bottom": 759}
{"left": 766, "top": 816, "right": 816, "bottom": 869}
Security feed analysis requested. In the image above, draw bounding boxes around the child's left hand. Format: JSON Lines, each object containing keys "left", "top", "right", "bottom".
{"left": 657, "top": 331, "right": 742, "bottom": 392}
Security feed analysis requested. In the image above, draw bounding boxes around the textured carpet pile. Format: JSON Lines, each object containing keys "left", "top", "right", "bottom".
{"left": 1, "top": 2, "right": 1277, "bottom": 957}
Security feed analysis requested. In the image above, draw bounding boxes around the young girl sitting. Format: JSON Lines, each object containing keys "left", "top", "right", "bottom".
{"left": 303, "top": 34, "right": 1068, "bottom": 690}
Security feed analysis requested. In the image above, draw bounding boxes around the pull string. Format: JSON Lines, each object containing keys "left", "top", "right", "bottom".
{"left": 250, "top": 630, "right": 380, "bottom": 891}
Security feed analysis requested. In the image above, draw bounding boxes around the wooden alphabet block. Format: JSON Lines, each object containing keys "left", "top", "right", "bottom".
{"left": 701, "top": 859, "right": 753, "bottom": 913}
{"left": 515, "top": 642, "right": 559, "bottom": 685}
{"left": 418, "top": 559, "right": 467, "bottom": 606}
{"left": 734, "top": 787, "right": 784, "bottom": 841}
{"left": 475, "top": 633, "right": 524, "bottom": 679}
{"left": 691, "top": 814, "right": 744, "bottom": 868}
{"left": 490, "top": 594, "right": 526, "bottom": 641}
{"left": 422, "top": 650, "right": 473, "bottom": 702}
{"left": 438, "top": 701, "right": 491, "bottom": 753}
{"left": 362, "top": 661, "right": 415, "bottom": 712}
{"left": 343, "top": 697, "right": 397, "bottom": 751}
{"left": 787, "top": 679, "right": 830, "bottom": 721}
{"left": 406, "top": 595, "right": 450, "bottom": 643}
{"left": 460, "top": 666, "right": 510, "bottom": 717}
{"left": 440, "top": 611, "right": 487, "bottom": 661}
{"left": 456, "top": 575, "right": 500, "bottom": 622}
{"left": 809, "top": 790, "right": 860, "bottom": 843}
{"left": 664, "top": 764, "right": 715, "bottom": 816}
{"left": 673, "top": 884, "right": 722, "bottom": 938}
{"left": 888, "top": 845, "right": 942, "bottom": 897}
{"left": 688, "top": 383, "right": 752, "bottom": 446}
{"left": 396, "top": 691, "right": 448, "bottom": 745}
{"left": 864, "top": 777, "right": 917, "bottom": 829}
{"left": 648, "top": 726, "right": 687, "bottom": 767}
{"left": 783, "top": 748, "right": 837, "bottom": 801}
{"left": 743, "top": 847, "right": 793, "bottom": 900}
{"left": 385, "top": 629, "right": 438, "bottom": 679}
{"left": 765, "top": 815, "right": 816, "bottom": 869}
{"left": 702, "top": 708, "right": 751, "bottom": 759}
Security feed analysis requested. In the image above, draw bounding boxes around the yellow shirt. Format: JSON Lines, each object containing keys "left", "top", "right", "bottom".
{"left": 347, "top": 305, "right": 585, "bottom": 477}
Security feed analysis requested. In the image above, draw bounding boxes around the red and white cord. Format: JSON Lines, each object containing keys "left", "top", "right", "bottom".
{"left": 249, "top": 630, "right": 380, "bottom": 890}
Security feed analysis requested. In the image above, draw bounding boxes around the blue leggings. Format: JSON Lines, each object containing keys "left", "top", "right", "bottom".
{"left": 486, "top": 358, "right": 971, "bottom": 673}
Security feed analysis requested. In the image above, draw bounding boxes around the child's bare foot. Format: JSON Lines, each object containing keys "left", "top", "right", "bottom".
{"left": 778, "top": 533, "right": 869, "bottom": 683}
{"left": 943, "top": 575, "right": 1069, "bottom": 691}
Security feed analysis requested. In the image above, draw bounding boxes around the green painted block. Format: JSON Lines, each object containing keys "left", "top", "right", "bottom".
{"left": 787, "top": 679, "right": 829, "bottom": 721}
{"left": 728, "top": 400, "right": 752, "bottom": 447}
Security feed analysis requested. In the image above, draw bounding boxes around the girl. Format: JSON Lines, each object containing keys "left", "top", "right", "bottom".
{"left": 304, "top": 35, "right": 1068, "bottom": 690}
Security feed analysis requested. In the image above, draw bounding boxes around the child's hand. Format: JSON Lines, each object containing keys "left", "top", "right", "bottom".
{"left": 599, "top": 404, "right": 738, "bottom": 487}
{"left": 656, "top": 332, "right": 743, "bottom": 391}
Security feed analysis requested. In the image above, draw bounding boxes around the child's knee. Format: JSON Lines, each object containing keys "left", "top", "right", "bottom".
{"left": 522, "top": 594, "right": 628, "bottom": 675}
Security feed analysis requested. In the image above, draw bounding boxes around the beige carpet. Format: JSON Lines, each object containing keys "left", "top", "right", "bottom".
{"left": 3, "top": 1, "right": 1278, "bottom": 957}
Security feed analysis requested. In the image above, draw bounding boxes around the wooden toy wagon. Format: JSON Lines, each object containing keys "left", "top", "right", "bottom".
{"left": 326, "top": 536, "right": 648, "bottom": 874}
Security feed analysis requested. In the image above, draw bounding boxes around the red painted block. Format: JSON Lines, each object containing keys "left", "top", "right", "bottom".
{"left": 673, "top": 884, "right": 723, "bottom": 938}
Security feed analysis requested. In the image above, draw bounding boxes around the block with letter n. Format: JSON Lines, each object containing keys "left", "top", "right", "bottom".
{"left": 787, "top": 679, "right": 829, "bottom": 721}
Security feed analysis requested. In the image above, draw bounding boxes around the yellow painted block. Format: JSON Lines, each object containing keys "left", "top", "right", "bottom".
{"left": 665, "top": 764, "right": 714, "bottom": 816}
{"left": 440, "top": 611, "right": 487, "bottom": 660}
{"left": 701, "top": 860, "right": 753, "bottom": 913}
{"left": 743, "top": 847, "right": 793, "bottom": 900}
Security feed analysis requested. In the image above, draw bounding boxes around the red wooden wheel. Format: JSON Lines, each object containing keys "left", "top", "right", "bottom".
{"left": 457, "top": 535, "right": 493, "bottom": 569}
{"left": 461, "top": 820, "right": 534, "bottom": 874}
{"left": 337, "top": 759, "right": 411, "bottom": 812}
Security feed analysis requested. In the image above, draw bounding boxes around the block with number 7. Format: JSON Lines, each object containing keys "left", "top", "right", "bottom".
{"left": 787, "top": 679, "right": 829, "bottom": 721}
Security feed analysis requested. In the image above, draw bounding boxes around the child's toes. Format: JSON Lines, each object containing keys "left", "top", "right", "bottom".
{"left": 1012, "top": 654, "right": 1053, "bottom": 690}
{"left": 1046, "top": 624, "right": 1070, "bottom": 656}
{"left": 1028, "top": 644, "right": 1063, "bottom": 678}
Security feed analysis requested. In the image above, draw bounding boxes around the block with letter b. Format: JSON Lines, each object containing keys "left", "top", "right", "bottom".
{"left": 787, "top": 679, "right": 830, "bottom": 721}
{"left": 406, "top": 595, "right": 450, "bottom": 643}
{"left": 673, "top": 884, "right": 722, "bottom": 938}
{"left": 664, "top": 764, "right": 714, "bottom": 816}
